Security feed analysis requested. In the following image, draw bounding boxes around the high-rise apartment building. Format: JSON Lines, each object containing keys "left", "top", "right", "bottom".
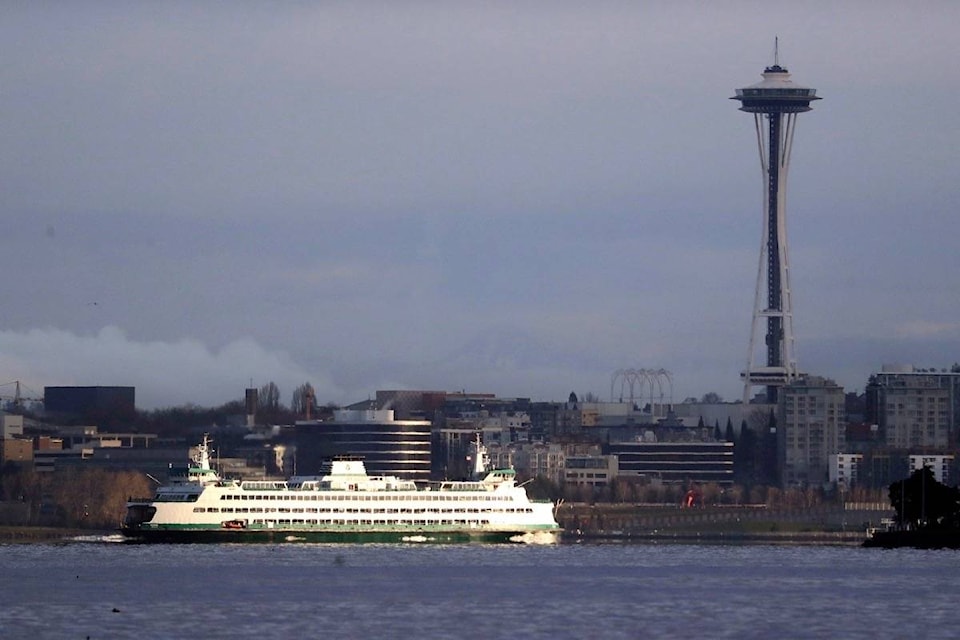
{"left": 778, "top": 376, "right": 846, "bottom": 485}
{"left": 866, "top": 365, "right": 960, "bottom": 450}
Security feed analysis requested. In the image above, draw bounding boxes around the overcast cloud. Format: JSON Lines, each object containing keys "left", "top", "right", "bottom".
{"left": 1, "top": 2, "right": 958, "bottom": 408}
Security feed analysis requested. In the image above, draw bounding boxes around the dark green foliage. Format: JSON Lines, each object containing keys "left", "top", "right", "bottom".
{"left": 523, "top": 475, "right": 564, "bottom": 502}
{"left": 889, "top": 467, "right": 960, "bottom": 530}
{"left": 758, "top": 411, "right": 779, "bottom": 486}
{"left": 734, "top": 422, "right": 755, "bottom": 484}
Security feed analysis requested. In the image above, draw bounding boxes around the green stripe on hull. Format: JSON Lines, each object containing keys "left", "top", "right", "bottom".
{"left": 121, "top": 527, "right": 556, "bottom": 544}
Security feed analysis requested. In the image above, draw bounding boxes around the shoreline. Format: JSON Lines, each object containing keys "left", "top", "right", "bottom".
{"left": 0, "top": 526, "right": 114, "bottom": 543}
{"left": 567, "top": 529, "right": 866, "bottom": 545}
{"left": 0, "top": 524, "right": 866, "bottom": 546}
{"left": 556, "top": 502, "right": 883, "bottom": 546}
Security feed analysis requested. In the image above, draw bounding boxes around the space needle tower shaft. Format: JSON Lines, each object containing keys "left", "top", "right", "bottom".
{"left": 732, "top": 45, "right": 820, "bottom": 404}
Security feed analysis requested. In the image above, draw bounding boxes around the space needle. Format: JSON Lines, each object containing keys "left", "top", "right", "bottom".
{"left": 732, "top": 44, "right": 820, "bottom": 404}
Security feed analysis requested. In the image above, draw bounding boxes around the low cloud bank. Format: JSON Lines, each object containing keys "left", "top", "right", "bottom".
{"left": 0, "top": 326, "right": 341, "bottom": 409}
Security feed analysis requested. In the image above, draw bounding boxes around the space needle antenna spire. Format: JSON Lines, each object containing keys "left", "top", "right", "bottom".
{"left": 732, "top": 43, "right": 821, "bottom": 404}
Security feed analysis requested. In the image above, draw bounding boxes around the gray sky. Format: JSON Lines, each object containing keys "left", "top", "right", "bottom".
{"left": 1, "top": 2, "right": 958, "bottom": 409}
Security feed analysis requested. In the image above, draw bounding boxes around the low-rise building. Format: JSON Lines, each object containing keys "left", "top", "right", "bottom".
{"left": 606, "top": 441, "right": 734, "bottom": 485}
{"left": 1, "top": 414, "right": 24, "bottom": 439}
{"left": 909, "top": 454, "right": 955, "bottom": 485}
{"left": 0, "top": 437, "right": 33, "bottom": 464}
{"left": 564, "top": 454, "right": 618, "bottom": 489}
{"left": 828, "top": 453, "right": 863, "bottom": 489}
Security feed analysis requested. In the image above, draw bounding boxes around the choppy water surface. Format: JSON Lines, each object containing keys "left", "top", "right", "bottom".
{"left": 1, "top": 539, "right": 957, "bottom": 639}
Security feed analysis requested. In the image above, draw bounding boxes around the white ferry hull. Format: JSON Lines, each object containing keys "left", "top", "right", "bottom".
{"left": 122, "top": 439, "right": 560, "bottom": 544}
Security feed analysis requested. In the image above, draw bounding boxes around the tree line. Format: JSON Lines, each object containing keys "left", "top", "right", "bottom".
{"left": 118, "top": 380, "right": 333, "bottom": 437}
{"left": 1, "top": 465, "right": 154, "bottom": 529}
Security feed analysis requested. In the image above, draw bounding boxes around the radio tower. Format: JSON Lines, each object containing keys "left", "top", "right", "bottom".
{"left": 732, "top": 41, "right": 820, "bottom": 404}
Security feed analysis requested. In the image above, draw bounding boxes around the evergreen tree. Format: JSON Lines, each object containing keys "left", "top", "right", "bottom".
{"left": 757, "top": 410, "right": 779, "bottom": 486}
{"left": 889, "top": 467, "right": 960, "bottom": 529}
{"left": 735, "top": 422, "right": 756, "bottom": 485}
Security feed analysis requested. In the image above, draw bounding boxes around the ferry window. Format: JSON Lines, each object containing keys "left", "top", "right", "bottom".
{"left": 208, "top": 507, "right": 219, "bottom": 513}
{"left": 193, "top": 507, "right": 205, "bottom": 513}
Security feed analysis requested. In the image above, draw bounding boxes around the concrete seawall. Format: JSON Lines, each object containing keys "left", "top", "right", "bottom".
{"left": 556, "top": 503, "right": 889, "bottom": 545}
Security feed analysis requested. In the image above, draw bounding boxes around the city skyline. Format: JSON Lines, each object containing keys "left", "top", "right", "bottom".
{"left": 1, "top": 4, "right": 958, "bottom": 409}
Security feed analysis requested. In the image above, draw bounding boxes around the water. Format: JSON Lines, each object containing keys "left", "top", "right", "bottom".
{"left": 1, "top": 539, "right": 958, "bottom": 639}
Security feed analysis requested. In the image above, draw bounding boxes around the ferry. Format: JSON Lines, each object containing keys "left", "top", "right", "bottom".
{"left": 121, "top": 436, "right": 560, "bottom": 543}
